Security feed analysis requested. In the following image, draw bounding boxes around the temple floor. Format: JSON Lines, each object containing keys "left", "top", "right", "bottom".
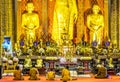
{"left": 0, "top": 75, "right": 120, "bottom": 82}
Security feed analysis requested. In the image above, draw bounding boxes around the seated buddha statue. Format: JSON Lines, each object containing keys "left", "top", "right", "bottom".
{"left": 102, "top": 48, "right": 108, "bottom": 55}
{"left": 108, "top": 58, "right": 114, "bottom": 68}
{"left": 35, "top": 56, "right": 43, "bottom": 68}
{"left": 21, "top": 2, "right": 39, "bottom": 46}
{"left": 24, "top": 55, "right": 32, "bottom": 68}
{"left": 39, "top": 47, "right": 45, "bottom": 55}
{"left": 113, "top": 48, "right": 119, "bottom": 55}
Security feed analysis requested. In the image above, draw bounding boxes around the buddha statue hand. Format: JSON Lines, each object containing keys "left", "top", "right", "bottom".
{"left": 94, "top": 26, "right": 99, "bottom": 30}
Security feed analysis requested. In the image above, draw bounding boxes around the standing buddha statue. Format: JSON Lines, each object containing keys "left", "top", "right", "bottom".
{"left": 87, "top": 5, "right": 104, "bottom": 45}
{"left": 52, "top": 0, "right": 78, "bottom": 45}
{"left": 21, "top": 2, "right": 39, "bottom": 47}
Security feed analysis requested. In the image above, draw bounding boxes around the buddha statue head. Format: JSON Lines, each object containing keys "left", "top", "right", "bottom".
{"left": 92, "top": 5, "right": 100, "bottom": 14}
{"left": 26, "top": 55, "right": 30, "bottom": 59}
{"left": 26, "top": 2, "right": 34, "bottom": 13}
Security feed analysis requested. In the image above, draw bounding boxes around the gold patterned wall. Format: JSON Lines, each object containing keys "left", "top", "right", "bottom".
{"left": 119, "top": 0, "right": 120, "bottom": 49}
{"left": 109, "top": 0, "right": 119, "bottom": 48}
{"left": 47, "top": 0, "right": 55, "bottom": 36}
{"left": 0, "top": 0, "right": 1, "bottom": 55}
{"left": 0, "top": 0, "right": 14, "bottom": 53}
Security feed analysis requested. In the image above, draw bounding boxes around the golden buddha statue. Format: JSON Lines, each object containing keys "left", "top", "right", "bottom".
{"left": 21, "top": 2, "right": 39, "bottom": 46}
{"left": 87, "top": 5, "right": 104, "bottom": 45}
{"left": 108, "top": 58, "right": 114, "bottom": 68}
{"left": 24, "top": 55, "right": 32, "bottom": 68}
{"left": 35, "top": 56, "right": 43, "bottom": 68}
{"left": 52, "top": 0, "right": 78, "bottom": 45}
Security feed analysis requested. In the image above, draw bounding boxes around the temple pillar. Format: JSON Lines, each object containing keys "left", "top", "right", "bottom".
{"left": 7, "top": 0, "right": 13, "bottom": 37}
{"left": 109, "top": 0, "right": 119, "bottom": 48}
{"left": 0, "top": 0, "right": 2, "bottom": 56}
{"left": 12, "top": 0, "right": 17, "bottom": 46}
{"left": 76, "top": 0, "right": 84, "bottom": 43}
{"left": 17, "top": 1, "right": 21, "bottom": 44}
{"left": 0, "top": 0, "right": 6, "bottom": 54}
{"left": 104, "top": 0, "right": 109, "bottom": 39}
{"left": 119, "top": 0, "right": 120, "bottom": 49}
{"left": 2, "top": 0, "right": 13, "bottom": 38}
{"left": 47, "top": 0, "right": 55, "bottom": 37}
{"left": 41, "top": 0, "right": 48, "bottom": 41}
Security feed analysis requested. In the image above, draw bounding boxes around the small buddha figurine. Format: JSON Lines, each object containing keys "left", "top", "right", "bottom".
{"left": 76, "top": 46, "right": 81, "bottom": 55}
{"left": 108, "top": 58, "right": 114, "bottom": 68}
{"left": 102, "top": 48, "right": 108, "bottom": 55}
{"left": 24, "top": 55, "right": 32, "bottom": 68}
{"left": 94, "top": 56, "right": 101, "bottom": 66}
{"left": 39, "top": 47, "right": 45, "bottom": 55}
{"left": 35, "top": 56, "right": 43, "bottom": 68}
{"left": 113, "top": 47, "right": 119, "bottom": 55}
